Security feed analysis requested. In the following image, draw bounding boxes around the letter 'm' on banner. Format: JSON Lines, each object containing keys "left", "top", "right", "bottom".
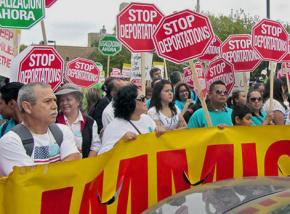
{"left": 41, "top": 187, "right": 73, "bottom": 214}
{"left": 265, "top": 140, "right": 290, "bottom": 176}
{"left": 116, "top": 155, "right": 148, "bottom": 214}
{"left": 79, "top": 171, "right": 107, "bottom": 214}
{"left": 201, "top": 145, "right": 234, "bottom": 183}
{"left": 157, "top": 150, "right": 190, "bottom": 201}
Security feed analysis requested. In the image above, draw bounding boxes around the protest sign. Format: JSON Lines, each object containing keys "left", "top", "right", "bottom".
{"left": 153, "top": 9, "right": 214, "bottom": 64}
{"left": 221, "top": 34, "right": 262, "bottom": 72}
{"left": 0, "top": 0, "right": 45, "bottom": 29}
{"left": 206, "top": 58, "right": 235, "bottom": 94}
{"left": 10, "top": 45, "right": 63, "bottom": 91}
{"left": 65, "top": 58, "right": 100, "bottom": 88}
{"left": 0, "top": 28, "right": 20, "bottom": 77}
{"left": 199, "top": 34, "right": 221, "bottom": 61}
{"left": 117, "top": 2, "right": 164, "bottom": 52}
{"left": 1, "top": 126, "right": 290, "bottom": 213}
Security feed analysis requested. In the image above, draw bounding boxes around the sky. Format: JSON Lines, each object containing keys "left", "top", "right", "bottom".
{"left": 20, "top": 0, "right": 290, "bottom": 47}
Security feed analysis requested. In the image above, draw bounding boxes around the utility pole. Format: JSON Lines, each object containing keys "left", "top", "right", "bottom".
{"left": 266, "top": 0, "right": 270, "bottom": 18}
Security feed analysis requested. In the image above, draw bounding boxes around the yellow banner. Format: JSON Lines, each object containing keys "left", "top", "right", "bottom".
{"left": 1, "top": 126, "right": 290, "bottom": 213}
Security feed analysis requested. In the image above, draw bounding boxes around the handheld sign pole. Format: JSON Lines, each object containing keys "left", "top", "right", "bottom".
{"left": 269, "top": 62, "right": 277, "bottom": 113}
{"left": 164, "top": 59, "right": 168, "bottom": 80}
{"left": 243, "top": 72, "right": 248, "bottom": 91}
{"left": 40, "top": 21, "right": 48, "bottom": 45}
{"left": 107, "top": 56, "right": 110, "bottom": 78}
{"left": 285, "top": 65, "right": 290, "bottom": 93}
{"left": 189, "top": 61, "right": 212, "bottom": 127}
{"left": 141, "top": 53, "right": 146, "bottom": 95}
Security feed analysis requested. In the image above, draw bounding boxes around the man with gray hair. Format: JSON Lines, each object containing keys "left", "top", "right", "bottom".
{"left": 0, "top": 82, "right": 80, "bottom": 176}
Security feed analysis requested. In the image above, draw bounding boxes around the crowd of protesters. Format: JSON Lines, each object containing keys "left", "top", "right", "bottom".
{"left": 0, "top": 66, "right": 289, "bottom": 176}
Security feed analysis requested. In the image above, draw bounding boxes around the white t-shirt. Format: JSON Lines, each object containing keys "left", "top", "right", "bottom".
{"left": 0, "top": 124, "right": 79, "bottom": 176}
{"left": 98, "top": 114, "right": 156, "bottom": 155}
{"left": 147, "top": 106, "right": 181, "bottom": 130}
{"left": 102, "top": 101, "right": 114, "bottom": 130}
{"left": 63, "top": 111, "right": 101, "bottom": 153}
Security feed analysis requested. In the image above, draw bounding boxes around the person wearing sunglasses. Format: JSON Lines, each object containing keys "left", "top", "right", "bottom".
{"left": 247, "top": 89, "right": 273, "bottom": 126}
{"left": 188, "top": 80, "right": 233, "bottom": 128}
{"left": 98, "top": 84, "right": 164, "bottom": 155}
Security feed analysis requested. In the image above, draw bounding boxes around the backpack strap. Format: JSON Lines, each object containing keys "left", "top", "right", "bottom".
{"left": 0, "top": 121, "right": 9, "bottom": 137}
{"left": 11, "top": 123, "right": 63, "bottom": 157}
{"left": 48, "top": 124, "right": 63, "bottom": 146}
{"left": 11, "top": 124, "right": 34, "bottom": 157}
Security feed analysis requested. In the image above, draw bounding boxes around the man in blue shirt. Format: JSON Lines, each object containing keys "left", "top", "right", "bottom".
{"left": 188, "top": 80, "right": 233, "bottom": 128}
{"left": 0, "top": 82, "right": 24, "bottom": 137}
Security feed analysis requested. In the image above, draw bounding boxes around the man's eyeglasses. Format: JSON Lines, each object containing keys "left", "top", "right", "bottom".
{"left": 136, "top": 95, "right": 146, "bottom": 102}
{"left": 250, "top": 97, "right": 262, "bottom": 102}
{"left": 215, "top": 90, "right": 228, "bottom": 96}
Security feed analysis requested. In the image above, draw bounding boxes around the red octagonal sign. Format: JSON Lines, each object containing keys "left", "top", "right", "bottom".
{"left": 153, "top": 9, "right": 214, "bottom": 64}
{"left": 12, "top": 46, "right": 64, "bottom": 91}
{"left": 221, "top": 34, "right": 262, "bottom": 72}
{"left": 252, "top": 19, "right": 288, "bottom": 62}
{"left": 117, "top": 2, "right": 164, "bottom": 52}
{"left": 65, "top": 58, "right": 100, "bottom": 88}
{"left": 206, "top": 58, "right": 235, "bottom": 94}
{"left": 46, "top": 0, "right": 57, "bottom": 8}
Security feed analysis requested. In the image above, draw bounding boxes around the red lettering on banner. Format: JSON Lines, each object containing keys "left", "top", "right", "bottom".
{"left": 242, "top": 143, "right": 258, "bottom": 176}
{"left": 41, "top": 187, "right": 73, "bottom": 214}
{"left": 116, "top": 155, "right": 148, "bottom": 214}
{"left": 79, "top": 171, "right": 107, "bottom": 214}
{"left": 157, "top": 150, "right": 190, "bottom": 201}
{"left": 265, "top": 140, "right": 290, "bottom": 176}
{"left": 201, "top": 145, "right": 234, "bottom": 183}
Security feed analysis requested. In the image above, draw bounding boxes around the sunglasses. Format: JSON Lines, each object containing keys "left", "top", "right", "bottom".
{"left": 250, "top": 97, "right": 262, "bottom": 102}
{"left": 136, "top": 95, "right": 146, "bottom": 102}
{"left": 215, "top": 90, "right": 228, "bottom": 96}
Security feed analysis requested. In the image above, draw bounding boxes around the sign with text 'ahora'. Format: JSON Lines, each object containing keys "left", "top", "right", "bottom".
{"left": 0, "top": 0, "right": 45, "bottom": 29}
{"left": 10, "top": 45, "right": 63, "bottom": 91}
{"left": 65, "top": 58, "right": 100, "bottom": 88}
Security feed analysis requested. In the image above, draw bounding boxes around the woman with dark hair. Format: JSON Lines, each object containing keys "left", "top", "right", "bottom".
{"left": 148, "top": 79, "right": 187, "bottom": 130}
{"left": 98, "top": 84, "right": 161, "bottom": 155}
{"left": 262, "top": 78, "right": 287, "bottom": 124}
{"left": 55, "top": 83, "right": 101, "bottom": 158}
{"left": 227, "top": 89, "right": 247, "bottom": 108}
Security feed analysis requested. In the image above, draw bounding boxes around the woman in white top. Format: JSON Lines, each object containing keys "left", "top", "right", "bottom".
{"left": 55, "top": 84, "right": 101, "bottom": 157}
{"left": 148, "top": 79, "right": 187, "bottom": 130}
{"left": 98, "top": 84, "right": 163, "bottom": 155}
{"left": 262, "top": 78, "right": 287, "bottom": 125}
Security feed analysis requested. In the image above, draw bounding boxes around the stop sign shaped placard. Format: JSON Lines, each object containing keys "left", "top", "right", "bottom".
{"left": 153, "top": 9, "right": 214, "bottom": 64}
{"left": 10, "top": 46, "right": 63, "bottom": 91}
{"left": 221, "top": 34, "right": 262, "bottom": 72}
{"left": 117, "top": 2, "right": 164, "bottom": 52}
{"left": 199, "top": 35, "right": 221, "bottom": 61}
{"left": 46, "top": 0, "right": 57, "bottom": 8}
{"left": 206, "top": 58, "right": 235, "bottom": 94}
{"left": 252, "top": 19, "right": 288, "bottom": 62}
{"left": 65, "top": 58, "right": 100, "bottom": 88}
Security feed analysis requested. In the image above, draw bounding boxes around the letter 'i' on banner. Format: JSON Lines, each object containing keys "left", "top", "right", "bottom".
{"left": 153, "top": 9, "right": 215, "bottom": 127}
{"left": 252, "top": 19, "right": 288, "bottom": 112}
